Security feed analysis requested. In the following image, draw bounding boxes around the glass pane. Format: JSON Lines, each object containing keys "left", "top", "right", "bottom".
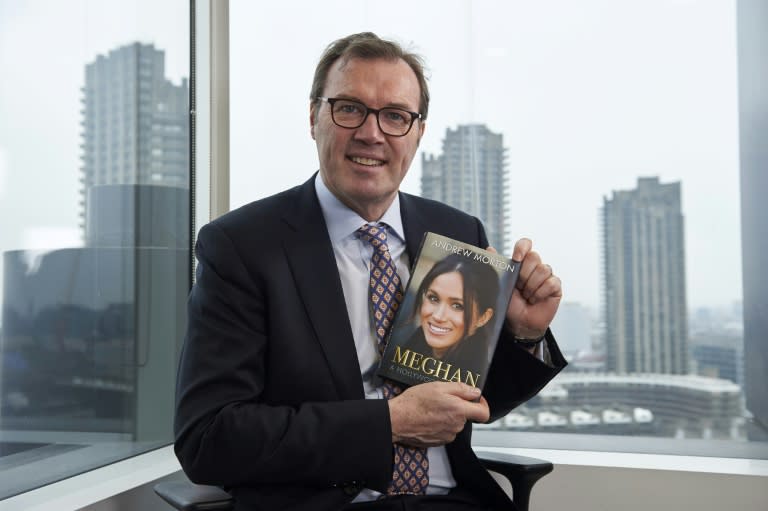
{"left": 0, "top": 0, "right": 190, "bottom": 498}
{"left": 229, "top": 0, "right": 768, "bottom": 458}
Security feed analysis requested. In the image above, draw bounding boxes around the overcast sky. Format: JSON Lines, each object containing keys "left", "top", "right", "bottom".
{"left": 0, "top": 0, "right": 742, "bottom": 312}
{"left": 229, "top": 0, "right": 741, "bottom": 311}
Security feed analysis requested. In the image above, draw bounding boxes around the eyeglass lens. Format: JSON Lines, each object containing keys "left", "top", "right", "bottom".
{"left": 331, "top": 99, "right": 413, "bottom": 136}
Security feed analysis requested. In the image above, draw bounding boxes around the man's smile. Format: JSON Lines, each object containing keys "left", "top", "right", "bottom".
{"left": 349, "top": 155, "right": 385, "bottom": 166}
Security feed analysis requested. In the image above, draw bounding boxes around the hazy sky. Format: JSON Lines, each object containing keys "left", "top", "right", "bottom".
{"left": 229, "top": 0, "right": 741, "bottom": 310}
{"left": 0, "top": 0, "right": 188, "bottom": 246}
{"left": 0, "top": 0, "right": 742, "bottom": 311}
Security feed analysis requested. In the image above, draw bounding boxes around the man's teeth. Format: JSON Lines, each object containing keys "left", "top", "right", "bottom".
{"left": 351, "top": 156, "right": 384, "bottom": 166}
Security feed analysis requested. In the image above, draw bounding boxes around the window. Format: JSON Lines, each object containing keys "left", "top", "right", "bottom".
{"left": 229, "top": 0, "right": 768, "bottom": 458}
{"left": 0, "top": 0, "right": 190, "bottom": 498}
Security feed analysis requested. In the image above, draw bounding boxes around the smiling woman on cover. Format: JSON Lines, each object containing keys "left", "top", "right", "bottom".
{"left": 404, "top": 252, "right": 500, "bottom": 370}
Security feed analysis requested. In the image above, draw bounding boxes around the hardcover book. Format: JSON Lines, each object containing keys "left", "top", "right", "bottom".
{"left": 377, "top": 232, "right": 520, "bottom": 390}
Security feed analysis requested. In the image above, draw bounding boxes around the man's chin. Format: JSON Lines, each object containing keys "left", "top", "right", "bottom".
{"left": 346, "top": 184, "right": 398, "bottom": 205}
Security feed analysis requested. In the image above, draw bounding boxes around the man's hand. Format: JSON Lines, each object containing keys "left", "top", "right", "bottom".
{"left": 387, "top": 382, "right": 490, "bottom": 448}
{"left": 489, "top": 238, "right": 562, "bottom": 339}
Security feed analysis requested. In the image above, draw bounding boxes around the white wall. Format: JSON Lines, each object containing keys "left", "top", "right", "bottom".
{"left": 533, "top": 465, "right": 768, "bottom": 511}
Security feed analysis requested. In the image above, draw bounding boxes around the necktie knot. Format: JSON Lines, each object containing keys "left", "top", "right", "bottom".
{"left": 357, "top": 224, "right": 391, "bottom": 255}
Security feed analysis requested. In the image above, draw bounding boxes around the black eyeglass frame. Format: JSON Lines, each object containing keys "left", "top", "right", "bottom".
{"left": 316, "top": 96, "right": 424, "bottom": 137}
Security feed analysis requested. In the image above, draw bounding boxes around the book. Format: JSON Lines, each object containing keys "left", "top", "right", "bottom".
{"left": 377, "top": 232, "right": 520, "bottom": 390}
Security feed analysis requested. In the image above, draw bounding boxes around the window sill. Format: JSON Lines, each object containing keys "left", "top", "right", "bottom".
{"left": 0, "top": 444, "right": 180, "bottom": 511}
{"left": 3, "top": 441, "right": 767, "bottom": 511}
{"left": 476, "top": 446, "right": 768, "bottom": 477}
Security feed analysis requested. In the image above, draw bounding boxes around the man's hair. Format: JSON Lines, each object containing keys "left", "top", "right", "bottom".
{"left": 310, "top": 32, "right": 430, "bottom": 119}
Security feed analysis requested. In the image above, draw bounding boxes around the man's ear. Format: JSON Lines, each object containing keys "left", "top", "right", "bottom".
{"left": 309, "top": 102, "right": 317, "bottom": 140}
{"left": 416, "top": 120, "right": 426, "bottom": 146}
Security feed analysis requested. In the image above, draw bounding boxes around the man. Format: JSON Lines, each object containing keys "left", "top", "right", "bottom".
{"left": 174, "top": 32, "right": 566, "bottom": 511}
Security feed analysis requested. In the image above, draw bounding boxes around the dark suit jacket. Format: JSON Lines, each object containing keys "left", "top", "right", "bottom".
{"left": 174, "top": 175, "right": 566, "bottom": 511}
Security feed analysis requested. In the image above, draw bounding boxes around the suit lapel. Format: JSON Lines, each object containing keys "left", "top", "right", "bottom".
{"left": 281, "top": 176, "right": 364, "bottom": 400}
{"left": 399, "top": 192, "right": 431, "bottom": 262}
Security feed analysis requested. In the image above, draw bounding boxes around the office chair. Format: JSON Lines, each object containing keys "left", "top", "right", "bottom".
{"left": 154, "top": 451, "right": 552, "bottom": 511}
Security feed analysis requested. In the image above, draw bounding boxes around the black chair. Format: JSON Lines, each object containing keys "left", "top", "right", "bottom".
{"left": 155, "top": 451, "right": 552, "bottom": 511}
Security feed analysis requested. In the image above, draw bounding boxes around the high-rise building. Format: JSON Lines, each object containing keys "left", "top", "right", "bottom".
{"left": 737, "top": 0, "right": 768, "bottom": 441}
{"left": 79, "top": 42, "right": 189, "bottom": 234}
{"left": 421, "top": 124, "right": 509, "bottom": 253}
{"left": 0, "top": 41, "right": 190, "bottom": 442}
{"left": 602, "top": 177, "right": 688, "bottom": 374}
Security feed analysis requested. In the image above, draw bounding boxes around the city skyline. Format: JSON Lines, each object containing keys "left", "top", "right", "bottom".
{"left": 0, "top": 39, "right": 748, "bottom": 444}
{"left": 1, "top": 36, "right": 190, "bottom": 445}
{"left": 0, "top": 0, "right": 743, "bottom": 313}
{"left": 0, "top": 1, "right": 764, "bottom": 503}
{"left": 228, "top": 0, "right": 741, "bottom": 311}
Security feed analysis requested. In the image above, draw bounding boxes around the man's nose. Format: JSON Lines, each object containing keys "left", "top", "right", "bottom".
{"left": 353, "top": 111, "right": 385, "bottom": 143}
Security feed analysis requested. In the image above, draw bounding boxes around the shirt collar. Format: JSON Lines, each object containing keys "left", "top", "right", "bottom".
{"left": 314, "top": 173, "right": 405, "bottom": 244}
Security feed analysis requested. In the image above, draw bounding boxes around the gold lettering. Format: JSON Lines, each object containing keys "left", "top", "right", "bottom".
{"left": 407, "top": 352, "right": 424, "bottom": 370}
{"left": 448, "top": 367, "right": 462, "bottom": 383}
{"left": 421, "top": 356, "right": 437, "bottom": 375}
{"left": 434, "top": 360, "right": 452, "bottom": 381}
{"left": 464, "top": 372, "right": 480, "bottom": 388}
{"left": 392, "top": 346, "right": 410, "bottom": 365}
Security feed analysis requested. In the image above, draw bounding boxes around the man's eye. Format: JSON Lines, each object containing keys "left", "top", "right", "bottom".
{"left": 338, "top": 103, "right": 363, "bottom": 114}
{"left": 384, "top": 110, "right": 408, "bottom": 124}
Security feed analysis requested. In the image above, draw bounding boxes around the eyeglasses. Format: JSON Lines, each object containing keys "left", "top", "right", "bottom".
{"left": 316, "top": 97, "right": 423, "bottom": 137}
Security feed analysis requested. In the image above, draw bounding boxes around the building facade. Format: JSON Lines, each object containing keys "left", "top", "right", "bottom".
{"left": 494, "top": 373, "right": 744, "bottom": 439}
{"left": 737, "top": 0, "right": 768, "bottom": 441}
{"left": 79, "top": 42, "right": 188, "bottom": 234}
{"left": 0, "top": 42, "right": 190, "bottom": 443}
{"left": 421, "top": 124, "right": 509, "bottom": 254}
{"left": 602, "top": 177, "right": 688, "bottom": 374}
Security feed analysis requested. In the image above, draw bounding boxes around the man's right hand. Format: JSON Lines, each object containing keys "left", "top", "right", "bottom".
{"left": 387, "top": 382, "right": 490, "bottom": 448}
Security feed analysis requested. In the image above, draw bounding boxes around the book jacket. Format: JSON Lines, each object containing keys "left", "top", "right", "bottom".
{"left": 377, "top": 232, "right": 520, "bottom": 390}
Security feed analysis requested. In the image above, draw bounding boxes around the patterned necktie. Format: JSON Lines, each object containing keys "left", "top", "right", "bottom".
{"left": 357, "top": 223, "right": 429, "bottom": 496}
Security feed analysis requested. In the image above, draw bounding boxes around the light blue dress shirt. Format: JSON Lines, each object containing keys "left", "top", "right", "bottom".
{"left": 314, "top": 174, "right": 457, "bottom": 500}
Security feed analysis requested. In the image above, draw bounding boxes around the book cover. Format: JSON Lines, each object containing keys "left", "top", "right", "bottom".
{"left": 377, "top": 232, "right": 520, "bottom": 390}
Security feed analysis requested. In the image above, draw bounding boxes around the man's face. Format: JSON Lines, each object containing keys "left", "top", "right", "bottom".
{"left": 310, "top": 57, "right": 425, "bottom": 221}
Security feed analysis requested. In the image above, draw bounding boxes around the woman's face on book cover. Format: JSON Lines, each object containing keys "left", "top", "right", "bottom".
{"left": 420, "top": 271, "right": 478, "bottom": 357}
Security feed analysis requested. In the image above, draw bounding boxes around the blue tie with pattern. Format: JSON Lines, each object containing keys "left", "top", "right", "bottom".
{"left": 357, "top": 223, "right": 429, "bottom": 496}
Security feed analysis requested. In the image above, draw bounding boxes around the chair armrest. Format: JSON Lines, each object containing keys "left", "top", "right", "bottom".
{"left": 154, "top": 480, "right": 234, "bottom": 511}
{"left": 154, "top": 454, "right": 552, "bottom": 511}
{"left": 476, "top": 451, "right": 553, "bottom": 511}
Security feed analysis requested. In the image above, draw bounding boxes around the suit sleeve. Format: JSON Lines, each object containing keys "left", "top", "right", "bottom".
{"left": 484, "top": 329, "right": 567, "bottom": 422}
{"left": 173, "top": 222, "right": 393, "bottom": 491}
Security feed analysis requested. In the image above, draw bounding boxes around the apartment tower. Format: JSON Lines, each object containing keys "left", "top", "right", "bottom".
{"left": 421, "top": 124, "right": 509, "bottom": 254}
{"left": 79, "top": 42, "right": 188, "bottom": 235}
{"left": 602, "top": 177, "right": 688, "bottom": 374}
